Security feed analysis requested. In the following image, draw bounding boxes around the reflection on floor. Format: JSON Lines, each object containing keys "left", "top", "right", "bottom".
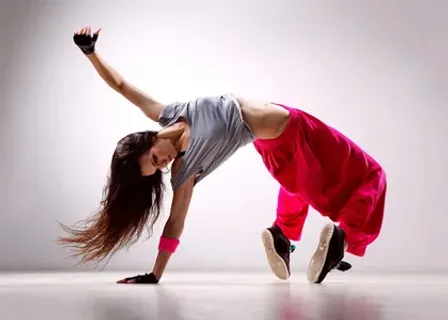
{"left": 0, "top": 272, "right": 447, "bottom": 319}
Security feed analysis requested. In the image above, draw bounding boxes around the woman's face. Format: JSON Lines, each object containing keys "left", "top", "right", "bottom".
{"left": 139, "top": 137, "right": 178, "bottom": 176}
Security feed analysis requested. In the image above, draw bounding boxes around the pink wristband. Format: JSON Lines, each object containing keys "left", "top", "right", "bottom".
{"left": 158, "top": 236, "right": 180, "bottom": 253}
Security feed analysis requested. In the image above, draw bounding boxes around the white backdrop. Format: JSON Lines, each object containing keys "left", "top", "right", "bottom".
{"left": 0, "top": 0, "right": 447, "bottom": 273}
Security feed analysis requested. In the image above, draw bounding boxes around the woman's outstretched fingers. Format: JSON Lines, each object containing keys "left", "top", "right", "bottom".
{"left": 94, "top": 28, "right": 101, "bottom": 36}
{"left": 117, "top": 278, "right": 136, "bottom": 284}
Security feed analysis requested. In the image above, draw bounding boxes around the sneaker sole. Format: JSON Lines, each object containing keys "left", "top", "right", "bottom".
{"left": 307, "top": 223, "right": 334, "bottom": 283}
{"left": 261, "top": 229, "right": 290, "bottom": 280}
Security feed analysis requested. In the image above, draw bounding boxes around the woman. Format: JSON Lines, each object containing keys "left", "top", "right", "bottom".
{"left": 58, "top": 26, "right": 387, "bottom": 285}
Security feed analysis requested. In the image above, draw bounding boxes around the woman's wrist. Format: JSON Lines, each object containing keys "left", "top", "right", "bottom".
{"left": 158, "top": 235, "right": 180, "bottom": 253}
{"left": 152, "top": 250, "right": 172, "bottom": 280}
{"left": 86, "top": 51, "right": 98, "bottom": 61}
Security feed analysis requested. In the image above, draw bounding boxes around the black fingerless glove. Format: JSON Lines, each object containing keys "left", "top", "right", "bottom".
{"left": 73, "top": 33, "right": 98, "bottom": 55}
{"left": 123, "top": 272, "right": 160, "bottom": 284}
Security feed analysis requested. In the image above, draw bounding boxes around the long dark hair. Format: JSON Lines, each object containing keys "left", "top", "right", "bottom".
{"left": 58, "top": 130, "right": 165, "bottom": 265}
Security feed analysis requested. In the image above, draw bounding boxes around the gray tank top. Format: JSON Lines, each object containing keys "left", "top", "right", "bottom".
{"left": 157, "top": 93, "right": 255, "bottom": 191}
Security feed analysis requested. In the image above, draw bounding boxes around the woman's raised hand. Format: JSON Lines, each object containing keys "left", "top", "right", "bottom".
{"left": 73, "top": 26, "right": 101, "bottom": 55}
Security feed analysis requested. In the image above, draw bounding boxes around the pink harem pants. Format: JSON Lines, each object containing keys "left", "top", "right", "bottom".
{"left": 253, "top": 104, "right": 387, "bottom": 257}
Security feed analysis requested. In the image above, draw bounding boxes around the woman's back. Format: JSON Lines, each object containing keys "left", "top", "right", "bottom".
{"left": 158, "top": 93, "right": 256, "bottom": 190}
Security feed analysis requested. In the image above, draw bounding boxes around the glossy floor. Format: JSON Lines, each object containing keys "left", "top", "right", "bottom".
{"left": 0, "top": 272, "right": 447, "bottom": 319}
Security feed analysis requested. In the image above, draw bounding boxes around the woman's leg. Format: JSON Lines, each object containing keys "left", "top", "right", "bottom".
{"left": 307, "top": 169, "right": 387, "bottom": 283}
{"left": 252, "top": 104, "right": 314, "bottom": 280}
{"left": 338, "top": 169, "right": 387, "bottom": 257}
{"left": 261, "top": 187, "right": 309, "bottom": 280}
{"left": 275, "top": 187, "right": 309, "bottom": 241}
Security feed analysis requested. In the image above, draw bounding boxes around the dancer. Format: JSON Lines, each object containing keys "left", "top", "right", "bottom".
{"left": 58, "top": 26, "right": 387, "bottom": 284}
